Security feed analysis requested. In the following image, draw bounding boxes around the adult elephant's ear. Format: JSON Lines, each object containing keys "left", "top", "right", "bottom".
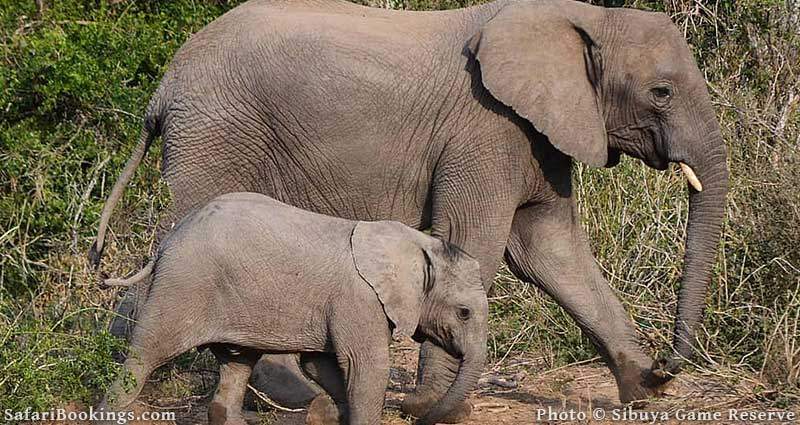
{"left": 468, "top": 0, "right": 608, "bottom": 167}
{"left": 350, "top": 221, "right": 429, "bottom": 341}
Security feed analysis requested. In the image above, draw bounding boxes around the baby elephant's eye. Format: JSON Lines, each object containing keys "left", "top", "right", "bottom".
{"left": 457, "top": 307, "right": 471, "bottom": 321}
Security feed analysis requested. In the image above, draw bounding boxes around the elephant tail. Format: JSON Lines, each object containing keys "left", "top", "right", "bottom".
{"left": 101, "top": 260, "right": 154, "bottom": 288}
{"left": 89, "top": 111, "right": 160, "bottom": 270}
{"left": 107, "top": 259, "right": 157, "bottom": 340}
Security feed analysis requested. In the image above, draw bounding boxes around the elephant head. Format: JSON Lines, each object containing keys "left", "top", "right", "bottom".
{"left": 468, "top": 0, "right": 728, "bottom": 366}
{"left": 351, "top": 221, "right": 488, "bottom": 424}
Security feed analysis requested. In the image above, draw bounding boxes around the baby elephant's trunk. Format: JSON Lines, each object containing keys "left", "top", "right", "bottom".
{"left": 416, "top": 334, "right": 486, "bottom": 425}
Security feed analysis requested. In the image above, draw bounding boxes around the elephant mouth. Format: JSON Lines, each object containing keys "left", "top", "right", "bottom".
{"left": 649, "top": 156, "right": 704, "bottom": 192}
{"left": 612, "top": 148, "right": 669, "bottom": 171}
{"left": 413, "top": 329, "right": 466, "bottom": 359}
{"left": 412, "top": 328, "right": 427, "bottom": 344}
{"left": 646, "top": 156, "right": 670, "bottom": 170}
{"left": 611, "top": 144, "right": 704, "bottom": 191}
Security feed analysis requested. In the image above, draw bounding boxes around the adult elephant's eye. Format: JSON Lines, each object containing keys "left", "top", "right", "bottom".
{"left": 457, "top": 307, "right": 471, "bottom": 321}
{"left": 651, "top": 86, "right": 673, "bottom": 106}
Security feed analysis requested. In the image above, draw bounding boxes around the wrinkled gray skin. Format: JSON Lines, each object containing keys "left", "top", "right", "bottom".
{"left": 98, "top": 193, "right": 489, "bottom": 425}
{"left": 91, "top": 0, "right": 728, "bottom": 419}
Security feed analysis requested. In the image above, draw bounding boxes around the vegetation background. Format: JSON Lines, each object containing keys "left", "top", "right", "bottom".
{"left": 1, "top": 0, "right": 798, "bottom": 416}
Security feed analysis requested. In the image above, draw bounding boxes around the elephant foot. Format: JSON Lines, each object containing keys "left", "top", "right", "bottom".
{"left": 401, "top": 392, "right": 472, "bottom": 424}
{"left": 616, "top": 356, "right": 679, "bottom": 405}
{"left": 247, "top": 354, "right": 322, "bottom": 409}
{"left": 305, "top": 395, "right": 342, "bottom": 425}
{"left": 208, "top": 401, "right": 248, "bottom": 425}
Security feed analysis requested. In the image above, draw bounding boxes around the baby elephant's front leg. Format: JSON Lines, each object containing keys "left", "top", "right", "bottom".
{"left": 335, "top": 345, "right": 390, "bottom": 425}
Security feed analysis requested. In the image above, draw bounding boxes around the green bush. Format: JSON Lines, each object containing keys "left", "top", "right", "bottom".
{"left": 0, "top": 0, "right": 238, "bottom": 410}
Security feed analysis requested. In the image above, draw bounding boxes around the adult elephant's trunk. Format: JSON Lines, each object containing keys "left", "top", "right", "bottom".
{"left": 416, "top": 336, "right": 486, "bottom": 425}
{"left": 672, "top": 129, "right": 729, "bottom": 363}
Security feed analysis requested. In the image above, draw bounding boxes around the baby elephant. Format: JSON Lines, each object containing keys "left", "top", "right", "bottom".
{"left": 99, "top": 192, "right": 488, "bottom": 425}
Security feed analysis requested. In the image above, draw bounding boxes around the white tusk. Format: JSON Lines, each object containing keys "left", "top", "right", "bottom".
{"left": 680, "top": 162, "right": 703, "bottom": 192}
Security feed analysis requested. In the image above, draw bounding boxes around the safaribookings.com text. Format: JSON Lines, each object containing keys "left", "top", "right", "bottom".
{"left": 4, "top": 407, "right": 175, "bottom": 424}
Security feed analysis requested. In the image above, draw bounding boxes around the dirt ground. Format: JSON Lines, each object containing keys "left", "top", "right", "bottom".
{"left": 80, "top": 340, "right": 797, "bottom": 425}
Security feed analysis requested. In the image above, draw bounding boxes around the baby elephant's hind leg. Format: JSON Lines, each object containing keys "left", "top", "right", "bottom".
{"left": 97, "top": 355, "right": 155, "bottom": 422}
{"left": 209, "top": 345, "right": 260, "bottom": 425}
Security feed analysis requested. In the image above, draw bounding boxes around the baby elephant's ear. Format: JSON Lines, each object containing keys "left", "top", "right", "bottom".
{"left": 350, "top": 221, "right": 428, "bottom": 341}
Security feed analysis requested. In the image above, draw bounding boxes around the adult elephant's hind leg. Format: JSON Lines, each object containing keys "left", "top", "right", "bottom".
{"left": 248, "top": 354, "right": 323, "bottom": 408}
{"left": 505, "top": 199, "right": 673, "bottom": 404}
{"left": 301, "top": 353, "right": 347, "bottom": 424}
{"left": 300, "top": 353, "right": 347, "bottom": 403}
{"left": 209, "top": 345, "right": 261, "bottom": 425}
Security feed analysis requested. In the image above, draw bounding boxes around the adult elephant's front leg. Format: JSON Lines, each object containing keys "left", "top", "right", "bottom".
{"left": 402, "top": 176, "right": 516, "bottom": 422}
{"left": 505, "top": 199, "right": 673, "bottom": 403}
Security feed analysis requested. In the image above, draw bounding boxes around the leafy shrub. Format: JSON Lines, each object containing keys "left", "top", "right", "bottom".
{"left": 0, "top": 0, "right": 238, "bottom": 410}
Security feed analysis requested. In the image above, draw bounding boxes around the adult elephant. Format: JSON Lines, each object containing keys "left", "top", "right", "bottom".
{"left": 91, "top": 0, "right": 728, "bottom": 421}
